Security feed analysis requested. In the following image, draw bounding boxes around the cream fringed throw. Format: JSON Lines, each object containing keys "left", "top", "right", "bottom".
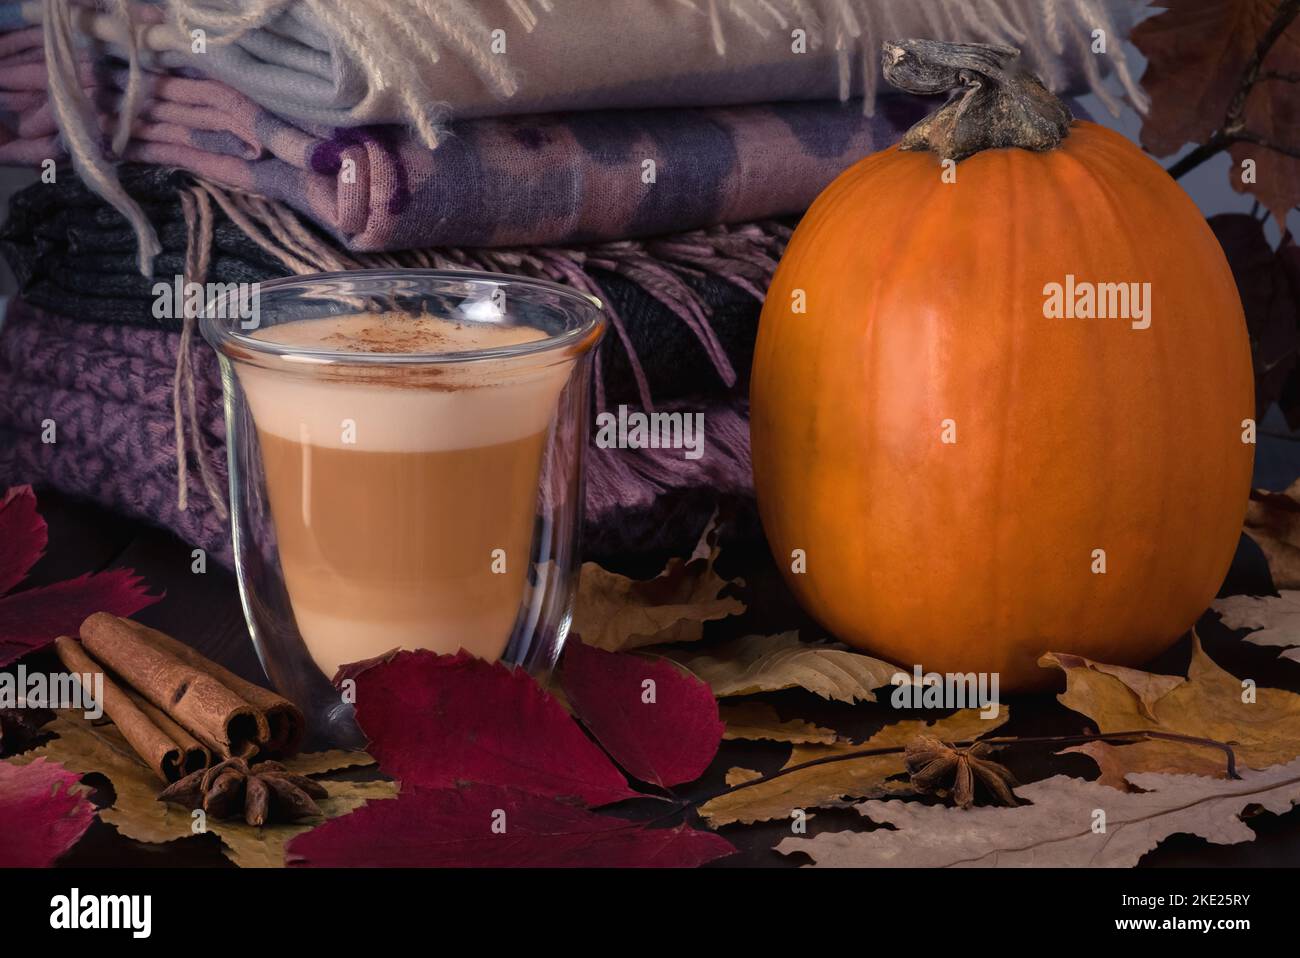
{"left": 29, "top": 0, "right": 1146, "bottom": 273}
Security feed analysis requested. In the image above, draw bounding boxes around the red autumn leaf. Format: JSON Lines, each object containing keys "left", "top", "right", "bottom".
{"left": 286, "top": 784, "right": 735, "bottom": 868}
{"left": 0, "top": 485, "right": 161, "bottom": 667}
{"left": 0, "top": 758, "right": 95, "bottom": 867}
{"left": 562, "top": 640, "right": 723, "bottom": 787}
{"left": 351, "top": 650, "right": 639, "bottom": 806}
{"left": 330, "top": 647, "right": 400, "bottom": 687}
{"left": 0, "top": 572, "right": 161, "bottom": 668}
{"left": 0, "top": 486, "right": 46, "bottom": 595}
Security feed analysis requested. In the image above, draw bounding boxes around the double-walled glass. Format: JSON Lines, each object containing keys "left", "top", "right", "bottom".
{"left": 201, "top": 270, "right": 605, "bottom": 747}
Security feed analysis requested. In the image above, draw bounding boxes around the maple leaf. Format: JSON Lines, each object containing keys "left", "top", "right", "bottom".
{"left": 0, "top": 757, "right": 95, "bottom": 867}
{"left": 777, "top": 759, "right": 1300, "bottom": 868}
{"left": 698, "top": 708, "right": 1008, "bottom": 827}
{"left": 0, "top": 485, "right": 160, "bottom": 667}
{"left": 659, "top": 631, "right": 901, "bottom": 703}
{"left": 1214, "top": 590, "right": 1300, "bottom": 661}
{"left": 285, "top": 784, "right": 735, "bottom": 868}
{"left": 1040, "top": 636, "right": 1300, "bottom": 786}
{"left": 1134, "top": 0, "right": 1300, "bottom": 223}
{"left": 560, "top": 640, "right": 723, "bottom": 788}
{"left": 349, "top": 649, "right": 640, "bottom": 806}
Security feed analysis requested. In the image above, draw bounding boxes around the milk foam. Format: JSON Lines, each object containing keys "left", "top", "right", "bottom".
{"left": 238, "top": 314, "right": 572, "bottom": 452}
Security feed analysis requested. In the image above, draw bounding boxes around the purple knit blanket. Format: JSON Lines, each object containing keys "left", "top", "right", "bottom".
{"left": 0, "top": 25, "right": 927, "bottom": 251}
{"left": 0, "top": 302, "right": 753, "bottom": 565}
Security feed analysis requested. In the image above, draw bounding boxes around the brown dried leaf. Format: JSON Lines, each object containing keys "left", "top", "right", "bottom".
{"left": 1243, "top": 480, "right": 1300, "bottom": 590}
{"left": 573, "top": 517, "right": 743, "bottom": 652}
{"left": 1214, "top": 590, "right": 1300, "bottom": 661}
{"left": 697, "top": 708, "right": 1008, "bottom": 827}
{"left": 1135, "top": 0, "right": 1300, "bottom": 221}
{"left": 720, "top": 701, "right": 838, "bottom": 745}
{"left": 1040, "top": 635, "right": 1300, "bottom": 783}
{"left": 725, "top": 767, "right": 763, "bottom": 787}
{"left": 659, "top": 632, "right": 901, "bottom": 703}
{"left": 16, "top": 711, "right": 392, "bottom": 866}
{"left": 779, "top": 759, "right": 1300, "bottom": 867}
{"left": 1061, "top": 739, "right": 1227, "bottom": 790}
{"left": 214, "top": 779, "right": 397, "bottom": 869}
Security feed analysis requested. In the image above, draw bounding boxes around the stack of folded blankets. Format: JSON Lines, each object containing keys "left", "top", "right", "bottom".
{"left": 0, "top": 0, "right": 1142, "bottom": 565}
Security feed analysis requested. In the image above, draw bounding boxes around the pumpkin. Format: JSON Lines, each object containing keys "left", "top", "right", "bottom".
{"left": 749, "top": 39, "right": 1254, "bottom": 691}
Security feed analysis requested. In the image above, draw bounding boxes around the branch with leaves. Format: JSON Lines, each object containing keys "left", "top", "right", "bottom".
{"left": 1165, "top": 0, "right": 1300, "bottom": 180}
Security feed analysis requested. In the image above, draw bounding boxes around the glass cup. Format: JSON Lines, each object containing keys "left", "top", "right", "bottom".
{"left": 201, "top": 270, "right": 605, "bottom": 748}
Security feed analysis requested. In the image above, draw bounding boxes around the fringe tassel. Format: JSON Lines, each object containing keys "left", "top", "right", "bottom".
{"left": 42, "top": 0, "right": 161, "bottom": 276}
{"left": 175, "top": 186, "right": 229, "bottom": 519}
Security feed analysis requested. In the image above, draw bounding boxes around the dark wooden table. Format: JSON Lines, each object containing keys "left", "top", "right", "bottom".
{"left": 18, "top": 488, "right": 1300, "bottom": 867}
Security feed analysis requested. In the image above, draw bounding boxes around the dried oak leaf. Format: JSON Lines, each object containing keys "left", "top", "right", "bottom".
{"left": 560, "top": 640, "right": 723, "bottom": 788}
{"left": 720, "top": 701, "right": 838, "bottom": 745}
{"left": 16, "top": 711, "right": 388, "bottom": 867}
{"left": 660, "top": 631, "right": 901, "bottom": 703}
{"left": 777, "top": 758, "right": 1300, "bottom": 868}
{"left": 572, "top": 515, "right": 743, "bottom": 652}
{"left": 1214, "top": 590, "right": 1300, "bottom": 661}
{"left": 1135, "top": 0, "right": 1300, "bottom": 222}
{"left": 0, "top": 485, "right": 160, "bottom": 667}
{"left": 1242, "top": 479, "right": 1300, "bottom": 590}
{"left": 1207, "top": 215, "right": 1298, "bottom": 419}
{"left": 698, "top": 708, "right": 1008, "bottom": 827}
{"left": 1040, "top": 635, "right": 1300, "bottom": 787}
{"left": 0, "top": 757, "right": 95, "bottom": 866}
{"left": 286, "top": 784, "right": 735, "bottom": 868}
{"left": 350, "top": 649, "right": 639, "bottom": 806}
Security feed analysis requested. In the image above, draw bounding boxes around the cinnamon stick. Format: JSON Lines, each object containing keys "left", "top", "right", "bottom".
{"left": 53, "top": 636, "right": 186, "bottom": 782}
{"left": 126, "top": 618, "right": 304, "bottom": 756}
{"left": 80, "top": 613, "right": 267, "bottom": 759}
{"left": 123, "top": 688, "right": 210, "bottom": 776}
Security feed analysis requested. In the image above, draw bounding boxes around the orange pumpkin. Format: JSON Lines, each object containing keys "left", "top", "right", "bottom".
{"left": 750, "top": 40, "right": 1254, "bottom": 690}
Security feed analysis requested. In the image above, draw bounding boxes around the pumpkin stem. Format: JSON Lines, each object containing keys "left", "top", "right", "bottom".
{"left": 882, "top": 39, "right": 1073, "bottom": 162}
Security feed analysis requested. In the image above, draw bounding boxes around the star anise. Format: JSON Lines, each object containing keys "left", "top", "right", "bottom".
{"left": 0, "top": 706, "right": 50, "bottom": 757}
{"left": 158, "top": 757, "right": 328, "bottom": 826}
{"left": 904, "top": 735, "right": 1019, "bottom": 809}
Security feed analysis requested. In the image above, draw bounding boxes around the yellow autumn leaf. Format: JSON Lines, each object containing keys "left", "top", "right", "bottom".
{"left": 698, "top": 707, "right": 1008, "bottom": 827}
{"left": 572, "top": 515, "right": 743, "bottom": 651}
{"left": 720, "top": 701, "right": 837, "bottom": 744}
{"left": 17, "top": 711, "right": 394, "bottom": 866}
{"left": 660, "top": 631, "right": 902, "bottom": 703}
{"left": 1040, "top": 634, "right": 1300, "bottom": 785}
